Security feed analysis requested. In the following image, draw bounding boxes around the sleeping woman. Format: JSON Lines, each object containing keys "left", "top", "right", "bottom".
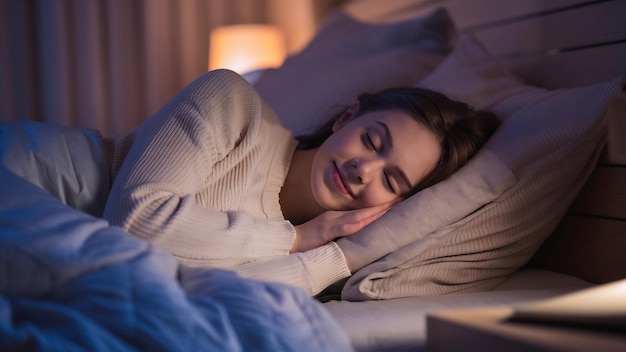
{"left": 101, "top": 69, "right": 499, "bottom": 295}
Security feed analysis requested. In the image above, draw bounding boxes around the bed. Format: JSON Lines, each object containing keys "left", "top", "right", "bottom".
{"left": 2, "top": 0, "right": 625, "bottom": 351}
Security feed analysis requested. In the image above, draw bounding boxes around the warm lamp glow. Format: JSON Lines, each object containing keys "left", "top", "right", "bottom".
{"left": 208, "top": 24, "right": 287, "bottom": 74}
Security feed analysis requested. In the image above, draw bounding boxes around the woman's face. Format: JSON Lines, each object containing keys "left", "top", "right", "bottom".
{"left": 310, "top": 109, "right": 442, "bottom": 210}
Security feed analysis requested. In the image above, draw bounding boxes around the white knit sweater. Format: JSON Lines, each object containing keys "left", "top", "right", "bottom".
{"left": 103, "top": 70, "right": 351, "bottom": 295}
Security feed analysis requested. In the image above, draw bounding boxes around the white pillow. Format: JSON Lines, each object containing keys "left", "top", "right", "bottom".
{"left": 339, "top": 35, "right": 623, "bottom": 300}
{"left": 253, "top": 7, "right": 456, "bottom": 136}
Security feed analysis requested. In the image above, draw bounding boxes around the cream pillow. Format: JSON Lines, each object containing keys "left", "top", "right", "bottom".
{"left": 253, "top": 7, "right": 456, "bottom": 136}
{"left": 338, "top": 35, "right": 623, "bottom": 300}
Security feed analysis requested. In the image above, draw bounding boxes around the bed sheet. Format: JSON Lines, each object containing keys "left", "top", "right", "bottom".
{"left": 323, "top": 268, "right": 593, "bottom": 352}
{"left": 0, "top": 166, "right": 353, "bottom": 352}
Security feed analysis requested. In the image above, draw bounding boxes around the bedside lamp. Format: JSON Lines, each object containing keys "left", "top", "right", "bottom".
{"left": 208, "top": 24, "right": 287, "bottom": 74}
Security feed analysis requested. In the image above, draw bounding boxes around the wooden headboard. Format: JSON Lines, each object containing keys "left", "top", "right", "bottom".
{"left": 342, "top": 0, "right": 626, "bottom": 283}
{"left": 343, "top": 0, "right": 626, "bottom": 87}
{"left": 529, "top": 93, "right": 626, "bottom": 284}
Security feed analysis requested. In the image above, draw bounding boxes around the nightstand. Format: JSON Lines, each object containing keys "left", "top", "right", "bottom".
{"left": 426, "top": 307, "right": 626, "bottom": 351}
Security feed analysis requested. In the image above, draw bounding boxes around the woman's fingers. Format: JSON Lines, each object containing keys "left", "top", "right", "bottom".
{"left": 337, "top": 202, "right": 394, "bottom": 236}
{"left": 349, "top": 202, "right": 392, "bottom": 223}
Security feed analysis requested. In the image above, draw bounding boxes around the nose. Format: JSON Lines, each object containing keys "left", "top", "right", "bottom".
{"left": 349, "top": 158, "right": 384, "bottom": 184}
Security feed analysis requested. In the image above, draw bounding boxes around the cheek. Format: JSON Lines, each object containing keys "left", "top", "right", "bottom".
{"left": 322, "top": 130, "right": 360, "bottom": 156}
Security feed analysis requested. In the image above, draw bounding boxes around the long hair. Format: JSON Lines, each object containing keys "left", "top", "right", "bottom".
{"left": 296, "top": 87, "right": 500, "bottom": 196}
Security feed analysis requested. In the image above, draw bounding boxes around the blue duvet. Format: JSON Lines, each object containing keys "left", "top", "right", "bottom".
{"left": 0, "top": 167, "right": 353, "bottom": 352}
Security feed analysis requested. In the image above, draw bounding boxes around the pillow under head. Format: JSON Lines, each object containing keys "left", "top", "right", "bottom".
{"left": 338, "top": 35, "right": 623, "bottom": 300}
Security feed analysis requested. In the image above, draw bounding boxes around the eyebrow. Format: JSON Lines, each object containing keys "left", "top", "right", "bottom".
{"left": 375, "top": 121, "right": 413, "bottom": 191}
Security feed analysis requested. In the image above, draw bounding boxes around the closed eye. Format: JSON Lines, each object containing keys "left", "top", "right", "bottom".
{"left": 362, "top": 132, "right": 377, "bottom": 152}
{"left": 382, "top": 171, "right": 395, "bottom": 193}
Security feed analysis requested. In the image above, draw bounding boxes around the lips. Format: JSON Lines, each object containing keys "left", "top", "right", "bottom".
{"left": 332, "top": 162, "right": 355, "bottom": 198}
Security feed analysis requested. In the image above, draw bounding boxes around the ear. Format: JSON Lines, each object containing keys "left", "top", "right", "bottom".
{"left": 332, "top": 102, "right": 360, "bottom": 132}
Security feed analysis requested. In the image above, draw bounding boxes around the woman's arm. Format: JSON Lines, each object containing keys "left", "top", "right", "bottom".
{"left": 226, "top": 242, "right": 352, "bottom": 296}
{"left": 103, "top": 70, "right": 295, "bottom": 265}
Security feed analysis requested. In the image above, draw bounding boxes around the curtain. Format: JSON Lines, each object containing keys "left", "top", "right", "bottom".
{"left": 1, "top": 0, "right": 269, "bottom": 136}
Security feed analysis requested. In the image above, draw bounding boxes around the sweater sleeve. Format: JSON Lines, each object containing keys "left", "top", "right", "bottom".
{"left": 103, "top": 70, "right": 295, "bottom": 264}
{"left": 229, "top": 242, "right": 352, "bottom": 296}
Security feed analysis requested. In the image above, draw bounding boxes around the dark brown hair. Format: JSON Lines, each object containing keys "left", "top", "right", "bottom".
{"left": 296, "top": 87, "right": 500, "bottom": 196}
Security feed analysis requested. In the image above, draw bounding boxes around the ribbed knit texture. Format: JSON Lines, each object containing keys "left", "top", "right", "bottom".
{"left": 103, "top": 69, "right": 350, "bottom": 295}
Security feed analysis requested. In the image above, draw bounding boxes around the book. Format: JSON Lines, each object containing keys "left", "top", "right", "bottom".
{"left": 510, "top": 278, "right": 626, "bottom": 332}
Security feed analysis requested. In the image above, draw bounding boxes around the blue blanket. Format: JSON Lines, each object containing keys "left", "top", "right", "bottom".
{"left": 0, "top": 167, "right": 353, "bottom": 352}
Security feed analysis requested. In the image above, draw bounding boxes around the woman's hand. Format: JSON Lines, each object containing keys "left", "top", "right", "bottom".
{"left": 291, "top": 203, "right": 394, "bottom": 253}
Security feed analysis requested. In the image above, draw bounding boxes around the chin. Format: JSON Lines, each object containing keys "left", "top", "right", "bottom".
{"left": 311, "top": 163, "right": 353, "bottom": 211}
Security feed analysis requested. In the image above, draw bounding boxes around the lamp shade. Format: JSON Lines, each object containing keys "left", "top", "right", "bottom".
{"left": 208, "top": 24, "right": 287, "bottom": 74}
